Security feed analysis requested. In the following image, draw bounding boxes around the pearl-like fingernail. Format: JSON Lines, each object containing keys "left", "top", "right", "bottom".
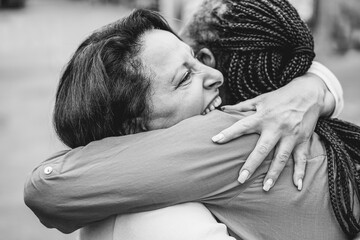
{"left": 238, "top": 170, "right": 250, "bottom": 184}
{"left": 212, "top": 133, "right": 224, "bottom": 142}
{"left": 263, "top": 179, "right": 273, "bottom": 192}
{"left": 297, "top": 179, "right": 303, "bottom": 191}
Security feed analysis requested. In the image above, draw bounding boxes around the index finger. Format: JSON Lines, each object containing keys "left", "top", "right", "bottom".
{"left": 212, "top": 115, "right": 259, "bottom": 144}
{"left": 222, "top": 98, "right": 257, "bottom": 112}
{"left": 238, "top": 133, "right": 279, "bottom": 183}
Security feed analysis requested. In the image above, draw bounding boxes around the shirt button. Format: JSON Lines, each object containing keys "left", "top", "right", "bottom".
{"left": 44, "top": 166, "right": 53, "bottom": 175}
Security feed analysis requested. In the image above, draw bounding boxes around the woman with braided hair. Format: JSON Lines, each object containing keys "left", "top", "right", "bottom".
{"left": 181, "top": 0, "right": 360, "bottom": 236}
{"left": 24, "top": 1, "right": 359, "bottom": 240}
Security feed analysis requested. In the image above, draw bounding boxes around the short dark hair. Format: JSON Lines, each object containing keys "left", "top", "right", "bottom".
{"left": 54, "top": 9, "right": 175, "bottom": 148}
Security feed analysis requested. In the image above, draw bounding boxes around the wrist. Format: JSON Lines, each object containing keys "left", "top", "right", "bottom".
{"left": 307, "top": 61, "right": 343, "bottom": 117}
{"left": 307, "top": 73, "right": 335, "bottom": 117}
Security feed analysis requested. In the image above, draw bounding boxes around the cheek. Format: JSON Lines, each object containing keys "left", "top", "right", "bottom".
{"left": 166, "top": 93, "right": 202, "bottom": 124}
{"left": 149, "top": 85, "right": 205, "bottom": 128}
{"left": 181, "top": 90, "right": 205, "bottom": 116}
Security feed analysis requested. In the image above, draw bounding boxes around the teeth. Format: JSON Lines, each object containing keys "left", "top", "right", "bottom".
{"left": 215, "top": 96, "right": 222, "bottom": 107}
{"left": 202, "top": 96, "right": 222, "bottom": 115}
{"left": 214, "top": 96, "right": 222, "bottom": 107}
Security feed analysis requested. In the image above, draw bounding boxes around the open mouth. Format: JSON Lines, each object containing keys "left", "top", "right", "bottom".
{"left": 202, "top": 96, "right": 222, "bottom": 115}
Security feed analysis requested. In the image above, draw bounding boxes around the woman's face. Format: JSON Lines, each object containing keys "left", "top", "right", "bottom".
{"left": 140, "top": 29, "right": 223, "bottom": 130}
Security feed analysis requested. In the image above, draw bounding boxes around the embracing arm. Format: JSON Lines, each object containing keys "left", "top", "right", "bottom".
{"left": 212, "top": 61, "right": 343, "bottom": 190}
{"left": 24, "top": 111, "right": 264, "bottom": 233}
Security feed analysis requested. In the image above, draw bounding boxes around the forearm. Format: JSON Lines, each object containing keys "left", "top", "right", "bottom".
{"left": 24, "top": 111, "right": 261, "bottom": 233}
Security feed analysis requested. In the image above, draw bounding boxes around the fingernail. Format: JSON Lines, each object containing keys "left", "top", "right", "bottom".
{"left": 263, "top": 179, "right": 273, "bottom": 192}
{"left": 221, "top": 106, "right": 226, "bottom": 110}
{"left": 212, "top": 133, "right": 224, "bottom": 142}
{"left": 238, "top": 170, "right": 250, "bottom": 184}
{"left": 297, "top": 179, "right": 303, "bottom": 191}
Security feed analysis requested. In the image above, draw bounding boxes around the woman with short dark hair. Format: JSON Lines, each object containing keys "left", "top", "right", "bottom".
{"left": 53, "top": 10, "right": 174, "bottom": 148}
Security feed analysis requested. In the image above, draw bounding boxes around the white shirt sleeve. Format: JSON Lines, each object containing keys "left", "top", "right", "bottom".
{"left": 307, "top": 61, "right": 344, "bottom": 118}
{"left": 113, "top": 203, "right": 236, "bottom": 240}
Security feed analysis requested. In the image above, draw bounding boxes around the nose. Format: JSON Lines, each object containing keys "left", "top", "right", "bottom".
{"left": 203, "top": 66, "right": 224, "bottom": 90}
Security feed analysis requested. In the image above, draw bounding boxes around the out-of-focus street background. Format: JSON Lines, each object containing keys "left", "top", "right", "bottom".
{"left": 0, "top": 0, "right": 359, "bottom": 239}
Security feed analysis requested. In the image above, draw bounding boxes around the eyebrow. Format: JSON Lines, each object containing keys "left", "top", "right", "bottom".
{"left": 170, "top": 47, "right": 194, "bottom": 84}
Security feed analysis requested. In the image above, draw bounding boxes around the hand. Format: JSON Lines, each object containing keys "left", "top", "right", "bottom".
{"left": 212, "top": 73, "right": 334, "bottom": 191}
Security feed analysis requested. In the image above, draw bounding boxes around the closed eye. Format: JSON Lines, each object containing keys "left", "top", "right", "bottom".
{"left": 177, "top": 70, "right": 192, "bottom": 88}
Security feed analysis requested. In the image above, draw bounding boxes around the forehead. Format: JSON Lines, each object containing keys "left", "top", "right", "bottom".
{"left": 139, "top": 29, "right": 190, "bottom": 72}
{"left": 141, "top": 29, "right": 183, "bottom": 52}
{"left": 138, "top": 29, "right": 193, "bottom": 92}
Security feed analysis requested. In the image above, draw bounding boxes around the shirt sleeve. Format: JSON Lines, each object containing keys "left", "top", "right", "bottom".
{"left": 111, "top": 203, "right": 236, "bottom": 240}
{"left": 308, "top": 61, "right": 344, "bottom": 118}
{"left": 24, "top": 111, "right": 263, "bottom": 233}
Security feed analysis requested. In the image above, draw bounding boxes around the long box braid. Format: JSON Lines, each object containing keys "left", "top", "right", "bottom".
{"left": 186, "top": 0, "right": 360, "bottom": 237}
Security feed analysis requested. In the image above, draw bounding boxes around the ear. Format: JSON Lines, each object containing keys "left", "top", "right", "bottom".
{"left": 196, "top": 48, "right": 216, "bottom": 68}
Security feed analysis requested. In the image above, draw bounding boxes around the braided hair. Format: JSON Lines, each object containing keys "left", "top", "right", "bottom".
{"left": 185, "top": 0, "right": 360, "bottom": 237}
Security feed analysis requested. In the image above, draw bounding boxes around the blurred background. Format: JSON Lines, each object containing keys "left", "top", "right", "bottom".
{"left": 0, "top": 0, "right": 359, "bottom": 239}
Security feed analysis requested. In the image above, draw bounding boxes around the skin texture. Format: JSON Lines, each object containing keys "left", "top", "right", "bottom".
{"left": 141, "top": 29, "right": 223, "bottom": 130}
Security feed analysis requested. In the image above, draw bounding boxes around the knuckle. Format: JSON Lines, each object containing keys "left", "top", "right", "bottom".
{"left": 277, "top": 151, "right": 291, "bottom": 165}
{"left": 277, "top": 117, "right": 290, "bottom": 128}
{"left": 280, "top": 115, "right": 302, "bottom": 133}
{"left": 258, "top": 108, "right": 268, "bottom": 117}
{"left": 278, "top": 159, "right": 287, "bottom": 166}
{"left": 292, "top": 126, "right": 301, "bottom": 136}
{"left": 257, "top": 144, "right": 270, "bottom": 155}
{"left": 296, "top": 156, "right": 307, "bottom": 163}
{"left": 280, "top": 150, "right": 291, "bottom": 159}
{"left": 295, "top": 156, "right": 307, "bottom": 166}
{"left": 296, "top": 131, "right": 310, "bottom": 143}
